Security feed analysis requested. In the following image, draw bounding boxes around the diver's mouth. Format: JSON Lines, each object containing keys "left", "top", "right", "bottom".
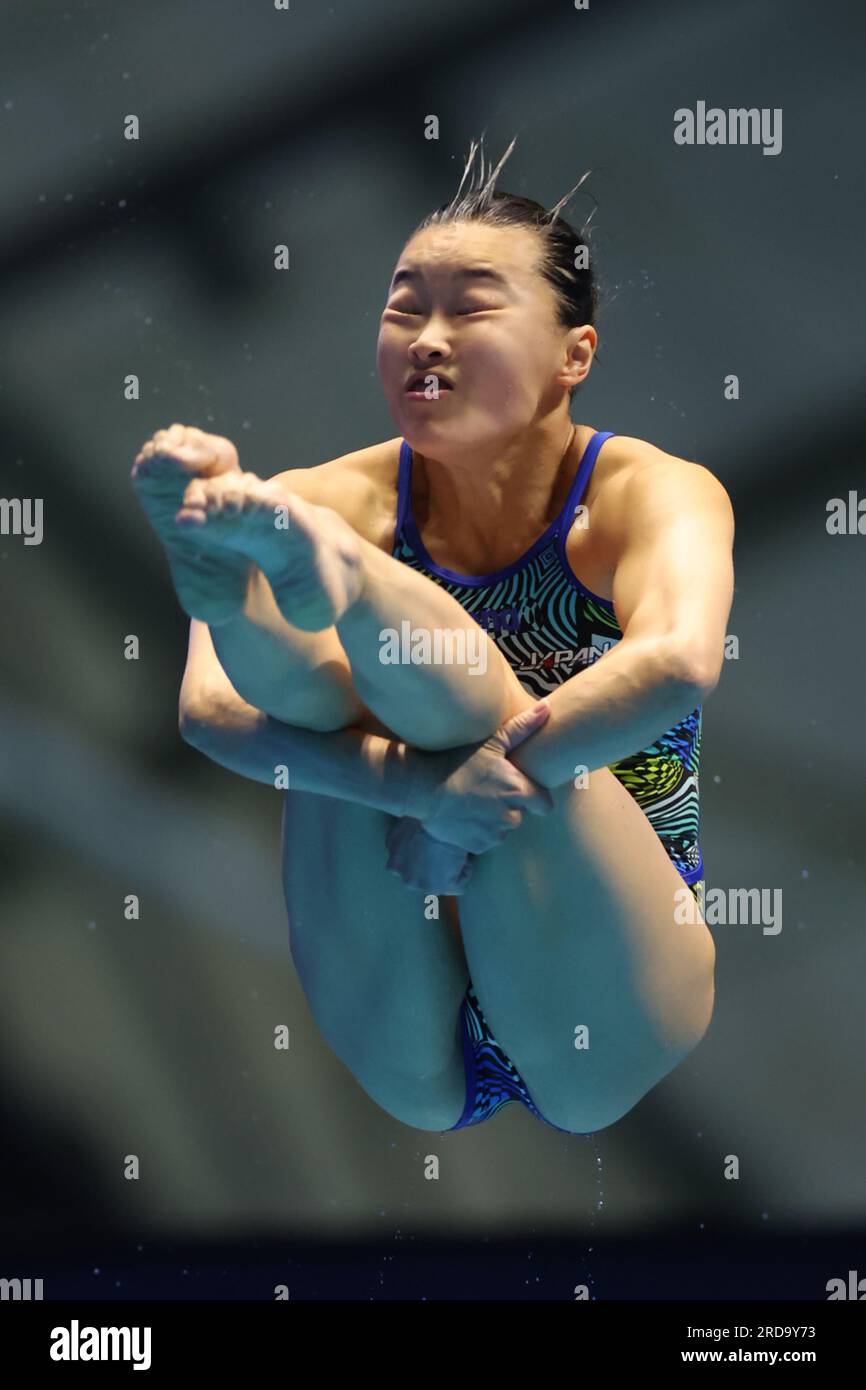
{"left": 404, "top": 371, "right": 455, "bottom": 393}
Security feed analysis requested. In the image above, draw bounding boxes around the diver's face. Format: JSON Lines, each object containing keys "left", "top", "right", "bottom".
{"left": 377, "top": 221, "right": 573, "bottom": 448}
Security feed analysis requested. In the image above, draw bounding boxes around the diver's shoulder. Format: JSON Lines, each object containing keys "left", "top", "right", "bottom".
{"left": 319, "top": 436, "right": 402, "bottom": 482}
{"left": 270, "top": 437, "right": 401, "bottom": 543}
{"left": 599, "top": 431, "right": 729, "bottom": 496}
{"left": 600, "top": 430, "right": 688, "bottom": 473}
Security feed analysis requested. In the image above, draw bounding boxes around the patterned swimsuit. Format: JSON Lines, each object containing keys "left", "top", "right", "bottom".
{"left": 392, "top": 430, "right": 704, "bottom": 1130}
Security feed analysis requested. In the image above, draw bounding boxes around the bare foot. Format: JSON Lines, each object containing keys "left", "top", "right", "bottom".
{"left": 131, "top": 424, "right": 253, "bottom": 624}
{"left": 175, "top": 471, "right": 364, "bottom": 631}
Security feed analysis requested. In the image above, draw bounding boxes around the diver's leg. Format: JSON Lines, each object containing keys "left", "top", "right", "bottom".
{"left": 133, "top": 435, "right": 371, "bottom": 730}
{"left": 456, "top": 768, "right": 715, "bottom": 1134}
{"left": 178, "top": 469, "right": 535, "bottom": 747}
{"left": 280, "top": 741, "right": 471, "bottom": 1131}
{"left": 203, "top": 570, "right": 372, "bottom": 731}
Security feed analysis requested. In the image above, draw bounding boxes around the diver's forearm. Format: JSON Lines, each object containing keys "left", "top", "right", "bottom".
{"left": 509, "top": 638, "right": 706, "bottom": 788}
{"left": 183, "top": 699, "right": 416, "bottom": 815}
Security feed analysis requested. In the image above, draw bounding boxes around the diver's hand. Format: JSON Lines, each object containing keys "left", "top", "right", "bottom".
{"left": 385, "top": 816, "right": 473, "bottom": 894}
{"left": 404, "top": 702, "right": 554, "bottom": 854}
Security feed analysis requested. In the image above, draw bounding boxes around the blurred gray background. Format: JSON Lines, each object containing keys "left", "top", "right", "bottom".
{"left": 1, "top": 0, "right": 864, "bottom": 1275}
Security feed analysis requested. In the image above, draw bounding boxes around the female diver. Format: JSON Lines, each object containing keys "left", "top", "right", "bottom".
{"left": 131, "top": 137, "right": 734, "bottom": 1134}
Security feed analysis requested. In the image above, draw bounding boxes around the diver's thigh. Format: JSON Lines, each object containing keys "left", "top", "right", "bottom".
{"left": 280, "top": 789, "right": 470, "bottom": 1123}
{"left": 457, "top": 768, "right": 711, "bottom": 1122}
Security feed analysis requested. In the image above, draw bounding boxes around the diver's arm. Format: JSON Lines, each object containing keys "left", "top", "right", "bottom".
{"left": 179, "top": 689, "right": 416, "bottom": 817}
{"left": 508, "top": 455, "right": 734, "bottom": 789}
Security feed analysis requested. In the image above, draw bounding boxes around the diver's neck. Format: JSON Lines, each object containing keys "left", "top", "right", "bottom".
{"left": 413, "top": 418, "right": 579, "bottom": 535}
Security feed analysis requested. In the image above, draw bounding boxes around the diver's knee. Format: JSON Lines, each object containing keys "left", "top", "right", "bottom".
{"left": 357, "top": 1064, "right": 467, "bottom": 1131}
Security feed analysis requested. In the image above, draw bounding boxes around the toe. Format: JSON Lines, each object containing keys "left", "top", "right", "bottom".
{"left": 182, "top": 477, "right": 208, "bottom": 509}
{"left": 220, "top": 482, "right": 244, "bottom": 512}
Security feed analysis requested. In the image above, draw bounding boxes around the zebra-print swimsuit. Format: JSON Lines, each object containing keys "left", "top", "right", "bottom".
{"left": 392, "top": 430, "right": 704, "bottom": 1130}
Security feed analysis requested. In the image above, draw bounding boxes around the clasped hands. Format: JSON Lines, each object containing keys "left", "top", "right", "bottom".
{"left": 385, "top": 700, "right": 554, "bottom": 895}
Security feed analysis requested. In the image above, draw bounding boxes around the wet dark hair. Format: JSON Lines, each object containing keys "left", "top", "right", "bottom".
{"left": 411, "top": 135, "right": 601, "bottom": 398}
